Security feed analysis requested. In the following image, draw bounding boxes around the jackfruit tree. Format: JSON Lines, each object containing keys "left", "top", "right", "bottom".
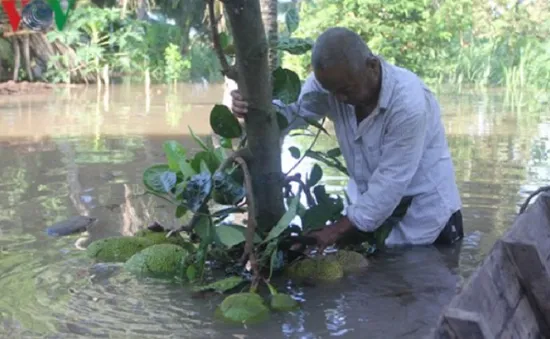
{"left": 81, "top": 0, "right": 379, "bottom": 326}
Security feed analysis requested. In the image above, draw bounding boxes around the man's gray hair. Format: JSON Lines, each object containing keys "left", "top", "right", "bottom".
{"left": 311, "top": 27, "right": 374, "bottom": 73}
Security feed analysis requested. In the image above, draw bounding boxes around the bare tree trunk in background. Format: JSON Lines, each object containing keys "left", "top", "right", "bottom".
{"left": 12, "top": 37, "right": 20, "bottom": 81}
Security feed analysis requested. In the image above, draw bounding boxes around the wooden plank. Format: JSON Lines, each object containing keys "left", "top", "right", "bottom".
{"left": 432, "top": 192, "right": 550, "bottom": 338}
{"left": 2, "top": 30, "right": 41, "bottom": 37}
{"left": 433, "top": 318, "right": 458, "bottom": 339}
{"left": 502, "top": 193, "right": 550, "bottom": 335}
{"left": 500, "top": 296, "right": 542, "bottom": 339}
{"left": 447, "top": 242, "right": 521, "bottom": 336}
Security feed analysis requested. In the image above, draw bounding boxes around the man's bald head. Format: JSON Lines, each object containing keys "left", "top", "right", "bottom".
{"left": 310, "top": 27, "right": 381, "bottom": 106}
{"left": 311, "top": 27, "right": 373, "bottom": 74}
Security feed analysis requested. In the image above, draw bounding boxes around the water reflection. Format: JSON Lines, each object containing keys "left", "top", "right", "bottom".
{"left": 0, "top": 83, "right": 548, "bottom": 338}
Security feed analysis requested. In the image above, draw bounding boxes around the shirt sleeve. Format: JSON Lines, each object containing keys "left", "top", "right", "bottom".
{"left": 346, "top": 104, "right": 428, "bottom": 232}
{"left": 272, "top": 72, "right": 330, "bottom": 136}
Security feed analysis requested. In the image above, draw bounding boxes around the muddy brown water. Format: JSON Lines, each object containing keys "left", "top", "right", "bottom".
{"left": 0, "top": 82, "right": 548, "bottom": 338}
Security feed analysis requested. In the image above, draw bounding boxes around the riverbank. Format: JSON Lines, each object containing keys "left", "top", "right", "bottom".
{"left": 0, "top": 81, "right": 83, "bottom": 96}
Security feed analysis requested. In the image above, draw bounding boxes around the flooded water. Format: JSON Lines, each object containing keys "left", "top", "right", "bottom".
{"left": 0, "top": 81, "right": 548, "bottom": 339}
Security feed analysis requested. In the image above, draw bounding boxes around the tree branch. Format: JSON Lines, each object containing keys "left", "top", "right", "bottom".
{"left": 166, "top": 208, "right": 206, "bottom": 237}
{"left": 207, "top": 0, "right": 238, "bottom": 81}
{"left": 233, "top": 156, "right": 261, "bottom": 288}
{"left": 283, "top": 117, "right": 326, "bottom": 177}
{"left": 285, "top": 173, "right": 316, "bottom": 207}
{"left": 218, "top": 148, "right": 252, "bottom": 173}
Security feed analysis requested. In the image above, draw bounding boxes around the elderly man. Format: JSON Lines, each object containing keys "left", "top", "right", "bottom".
{"left": 230, "top": 27, "right": 463, "bottom": 249}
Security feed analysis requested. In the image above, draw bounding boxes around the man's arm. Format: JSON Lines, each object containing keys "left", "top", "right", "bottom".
{"left": 346, "top": 104, "right": 428, "bottom": 232}
{"left": 273, "top": 72, "right": 330, "bottom": 136}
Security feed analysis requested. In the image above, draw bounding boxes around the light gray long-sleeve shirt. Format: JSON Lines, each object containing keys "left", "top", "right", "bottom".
{"left": 274, "top": 57, "right": 462, "bottom": 246}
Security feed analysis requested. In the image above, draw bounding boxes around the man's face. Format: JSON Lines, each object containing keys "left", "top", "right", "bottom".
{"left": 314, "top": 58, "right": 380, "bottom": 106}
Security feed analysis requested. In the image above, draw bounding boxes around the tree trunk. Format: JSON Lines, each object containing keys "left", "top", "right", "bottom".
{"left": 12, "top": 37, "right": 20, "bottom": 81}
{"left": 224, "top": 0, "right": 285, "bottom": 231}
{"left": 22, "top": 35, "right": 33, "bottom": 81}
{"left": 260, "top": 0, "right": 278, "bottom": 71}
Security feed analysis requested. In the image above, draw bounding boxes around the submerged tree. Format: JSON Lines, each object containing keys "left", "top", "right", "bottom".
{"left": 84, "top": 0, "right": 387, "bottom": 326}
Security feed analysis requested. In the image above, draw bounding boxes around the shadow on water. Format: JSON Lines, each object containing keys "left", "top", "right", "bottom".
{"left": 0, "top": 83, "right": 548, "bottom": 338}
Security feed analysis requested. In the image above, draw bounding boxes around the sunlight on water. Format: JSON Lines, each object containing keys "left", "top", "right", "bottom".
{"left": 0, "top": 83, "right": 548, "bottom": 338}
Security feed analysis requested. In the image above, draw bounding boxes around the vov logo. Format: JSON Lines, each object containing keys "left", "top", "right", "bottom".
{"left": 1, "top": 0, "right": 76, "bottom": 32}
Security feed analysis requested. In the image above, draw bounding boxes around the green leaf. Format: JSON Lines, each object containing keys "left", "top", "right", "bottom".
{"left": 163, "top": 140, "right": 187, "bottom": 171}
{"left": 191, "top": 151, "right": 221, "bottom": 174}
{"left": 306, "top": 164, "right": 323, "bottom": 187}
{"left": 181, "top": 172, "right": 212, "bottom": 212}
{"left": 143, "top": 164, "right": 177, "bottom": 193}
{"left": 215, "top": 224, "right": 262, "bottom": 248}
{"left": 289, "top": 146, "right": 301, "bottom": 159}
{"left": 175, "top": 182, "right": 186, "bottom": 197}
{"left": 179, "top": 159, "right": 196, "bottom": 178}
{"left": 215, "top": 147, "right": 228, "bottom": 162}
{"left": 273, "top": 68, "right": 301, "bottom": 104}
{"left": 276, "top": 37, "right": 313, "bottom": 55}
{"left": 176, "top": 205, "right": 187, "bottom": 218}
{"left": 285, "top": 8, "right": 300, "bottom": 34}
{"left": 200, "top": 160, "right": 211, "bottom": 175}
{"left": 220, "top": 137, "right": 233, "bottom": 149}
{"left": 186, "top": 264, "right": 198, "bottom": 281}
{"left": 269, "top": 245, "right": 279, "bottom": 279}
{"left": 188, "top": 126, "right": 209, "bottom": 151}
{"left": 219, "top": 32, "right": 230, "bottom": 49}
{"left": 313, "top": 185, "right": 330, "bottom": 205}
{"left": 301, "top": 203, "right": 335, "bottom": 231}
{"left": 210, "top": 104, "right": 243, "bottom": 139}
{"left": 301, "top": 194, "right": 344, "bottom": 232}
{"left": 326, "top": 147, "right": 342, "bottom": 158}
{"left": 195, "top": 215, "right": 214, "bottom": 243}
{"left": 263, "top": 193, "right": 301, "bottom": 243}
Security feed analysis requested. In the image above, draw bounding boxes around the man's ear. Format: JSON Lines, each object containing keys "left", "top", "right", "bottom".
{"left": 365, "top": 56, "right": 379, "bottom": 70}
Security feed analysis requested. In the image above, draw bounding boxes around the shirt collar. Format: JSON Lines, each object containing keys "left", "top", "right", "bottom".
{"left": 377, "top": 56, "right": 397, "bottom": 113}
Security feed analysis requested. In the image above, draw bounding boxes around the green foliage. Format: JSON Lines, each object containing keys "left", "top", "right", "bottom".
{"left": 164, "top": 43, "right": 191, "bottom": 83}
{"left": 282, "top": 0, "right": 550, "bottom": 90}
{"left": 39, "top": 4, "right": 221, "bottom": 84}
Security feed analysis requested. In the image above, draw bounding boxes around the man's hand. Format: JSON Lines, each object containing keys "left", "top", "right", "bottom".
{"left": 230, "top": 90, "right": 248, "bottom": 119}
{"left": 306, "top": 216, "right": 355, "bottom": 253}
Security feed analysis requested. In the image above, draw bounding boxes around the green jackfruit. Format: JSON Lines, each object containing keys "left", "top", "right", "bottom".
{"left": 124, "top": 244, "right": 189, "bottom": 278}
{"left": 332, "top": 250, "right": 369, "bottom": 273}
{"left": 134, "top": 229, "right": 194, "bottom": 251}
{"left": 286, "top": 256, "right": 344, "bottom": 282}
{"left": 86, "top": 236, "right": 154, "bottom": 263}
{"left": 215, "top": 292, "right": 270, "bottom": 325}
